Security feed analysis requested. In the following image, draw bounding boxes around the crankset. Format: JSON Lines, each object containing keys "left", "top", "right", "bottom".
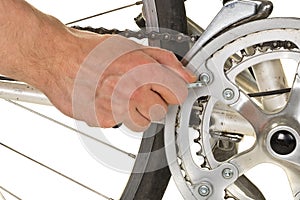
{"left": 72, "top": 2, "right": 300, "bottom": 199}
{"left": 165, "top": 18, "right": 300, "bottom": 200}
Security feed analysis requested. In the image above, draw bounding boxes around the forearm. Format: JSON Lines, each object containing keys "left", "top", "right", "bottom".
{"left": 0, "top": 0, "right": 106, "bottom": 89}
{"left": 0, "top": 1, "right": 52, "bottom": 80}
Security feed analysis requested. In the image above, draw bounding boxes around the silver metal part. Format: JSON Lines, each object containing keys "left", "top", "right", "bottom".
{"left": 0, "top": 81, "right": 51, "bottom": 105}
{"left": 199, "top": 73, "right": 211, "bottom": 85}
{"left": 141, "top": 0, "right": 159, "bottom": 32}
{"left": 210, "top": 102, "right": 255, "bottom": 136}
{"left": 252, "top": 60, "right": 288, "bottom": 112}
{"left": 222, "top": 168, "right": 234, "bottom": 179}
{"left": 165, "top": 102, "right": 239, "bottom": 200}
{"left": 223, "top": 88, "right": 235, "bottom": 100}
{"left": 235, "top": 70, "right": 259, "bottom": 94}
{"left": 198, "top": 184, "right": 212, "bottom": 197}
{"left": 187, "top": 17, "right": 204, "bottom": 35}
{"left": 183, "top": 0, "right": 273, "bottom": 65}
{"left": 141, "top": 0, "right": 160, "bottom": 47}
{"left": 187, "top": 82, "right": 206, "bottom": 89}
{"left": 165, "top": 18, "right": 300, "bottom": 199}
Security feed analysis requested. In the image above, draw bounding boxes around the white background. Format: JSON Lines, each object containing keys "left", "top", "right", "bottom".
{"left": 0, "top": 0, "right": 299, "bottom": 199}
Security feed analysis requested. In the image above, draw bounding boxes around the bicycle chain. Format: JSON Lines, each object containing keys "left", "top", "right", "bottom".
{"left": 72, "top": 26, "right": 200, "bottom": 43}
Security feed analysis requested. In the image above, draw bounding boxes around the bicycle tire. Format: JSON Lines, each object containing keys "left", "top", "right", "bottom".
{"left": 121, "top": 0, "right": 188, "bottom": 199}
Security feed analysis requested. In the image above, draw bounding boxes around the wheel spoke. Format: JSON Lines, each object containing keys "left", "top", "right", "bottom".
{"left": 0, "top": 143, "right": 114, "bottom": 200}
{"left": 66, "top": 1, "right": 143, "bottom": 25}
{"left": 6, "top": 100, "right": 136, "bottom": 159}
{"left": 0, "top": 186, "right": 21, "bottom": 200}
{"left": 0, "top": 192, "right": 5, "bottom": 200}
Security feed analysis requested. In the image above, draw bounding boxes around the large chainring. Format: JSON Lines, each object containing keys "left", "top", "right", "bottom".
{"left": 165, "top": 18, "right": 300, "bottom": 200}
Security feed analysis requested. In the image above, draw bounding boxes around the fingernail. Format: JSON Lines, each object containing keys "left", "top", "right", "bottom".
{"left": 185, "top": 69, "right": 197, "bottom": 82}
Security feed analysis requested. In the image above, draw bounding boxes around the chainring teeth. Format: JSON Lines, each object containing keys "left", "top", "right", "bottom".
{"left": 225, "top": 40, "right": 298, "bottom": 73}
{"left": 167, "top": 22, "right": 300, "bottom": 199}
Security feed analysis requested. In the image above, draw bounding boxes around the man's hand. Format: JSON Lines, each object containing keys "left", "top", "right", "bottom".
{"left": 70, "top": 35, "right": 196, "bottom": 131}
{"left": 0, "top": 0, "right": 196, "bottom": 132}
{"left": 51, "top": 34, "right": 196, "bottom": 132}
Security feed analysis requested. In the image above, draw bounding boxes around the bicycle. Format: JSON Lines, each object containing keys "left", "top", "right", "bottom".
{"left": 0, "top": 0, "right": 300, "bottom": 199}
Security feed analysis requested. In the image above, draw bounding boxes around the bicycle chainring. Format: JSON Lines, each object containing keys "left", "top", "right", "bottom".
{"left": 165, "top": 18, "right": 300, "bottom": 200}
{"left": 73, "top": 18, "right": 300, "bottom": 199}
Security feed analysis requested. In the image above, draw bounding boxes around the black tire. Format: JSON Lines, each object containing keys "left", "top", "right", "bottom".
{"left": 121, "top": 0, "right": 188, "bottom": 199}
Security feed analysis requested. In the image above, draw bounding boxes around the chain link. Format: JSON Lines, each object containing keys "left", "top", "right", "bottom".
{"left": 72, "top": 26, "right": 200, "bottom": 43}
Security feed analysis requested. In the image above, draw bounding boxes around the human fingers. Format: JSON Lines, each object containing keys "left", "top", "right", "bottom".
{"left": 96, "top": 75, "right": 153, "bottom": 129}
{"left": 131, "top": 86, "right": 168, "bottom": 122}
{"left": 142, "top": 47, "right": 197, "bottom": 83}
{"left": 101, "top": 50, "right": 158, "bottom": 78}
{"left": 123, "top": 104, "right": 151, "bottom": 132}
{"left": 97, "top": 84, "right": 154, "bottom": 131}
{"left": 151, "top": 83, "right": 187, "bottom": 105}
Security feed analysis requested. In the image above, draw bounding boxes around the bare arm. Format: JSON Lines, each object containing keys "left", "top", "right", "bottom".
{"left": 0, "top": 0, "right": 107, "bottom": 87}
{"left": 0, "top": 0, "right": 196, "bottom": 131}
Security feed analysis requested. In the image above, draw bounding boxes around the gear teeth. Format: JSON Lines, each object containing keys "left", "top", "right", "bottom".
{"left": 225, "top": 58, "right": 233, "bottom": 71}
{"left": 184, "top": 175, "right": 192, "bottom": 183}
{"left": 194, "top": 137, "right": 201, "bottom": 143}
{"left": 196, "top": 151, "right": 202, "bottom": 156}
{"left": 244, "top": 47, "right": 256, "bottom": 56}
{"left": 200, "top": 159, "right": 208, "bottom": 168}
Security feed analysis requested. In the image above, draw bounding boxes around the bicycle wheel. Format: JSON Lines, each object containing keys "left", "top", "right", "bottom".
{"left": 0, "top": 1, "right": 190, "bottom": 200}
{"left": 121, "top": 0, "right": 189, "bottom": 199}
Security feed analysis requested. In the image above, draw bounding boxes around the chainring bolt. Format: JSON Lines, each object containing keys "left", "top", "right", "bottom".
{"left": 199, "top": 73, "right": 211, "bottom": 84}
{"left": 223, "top": 88, "right": 235, "bottom": 100}
{"left": 198, "top": 184, "right": 211, "bottom": 197}
{"left": 222, "top": 168, "right": 234, "bottom": 179}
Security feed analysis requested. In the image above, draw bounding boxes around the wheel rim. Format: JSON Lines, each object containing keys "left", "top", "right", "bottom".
{"left": 121, "top": 0, "right": 189, "bottom": 199}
